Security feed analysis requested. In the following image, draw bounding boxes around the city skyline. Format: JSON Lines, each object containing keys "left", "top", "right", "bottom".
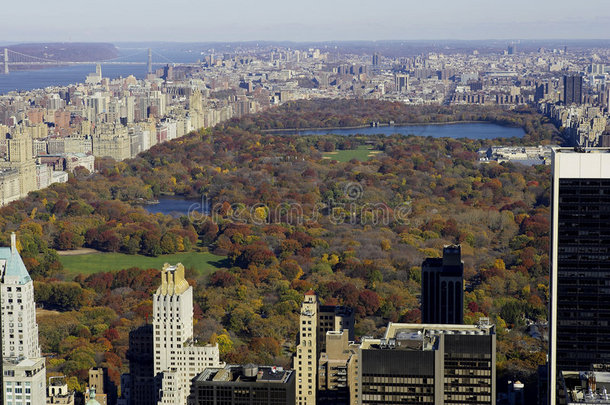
{"left": 1, "top": 0, "right": 609, "bottom": 42}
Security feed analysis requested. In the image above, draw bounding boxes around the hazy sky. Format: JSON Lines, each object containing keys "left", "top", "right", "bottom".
{"left": 2, "top": 0, "right": 609, "bottom": 42}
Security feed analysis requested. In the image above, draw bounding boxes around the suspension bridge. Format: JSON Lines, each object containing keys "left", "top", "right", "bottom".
{"left": 0, "top": 48, "right": 182, "bottom": 75}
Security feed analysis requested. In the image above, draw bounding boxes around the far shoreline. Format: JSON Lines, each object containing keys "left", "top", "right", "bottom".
{"left": 261, "top": 119, "right": 522, "bottom": 134}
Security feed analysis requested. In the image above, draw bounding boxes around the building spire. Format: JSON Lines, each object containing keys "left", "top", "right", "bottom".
{"left": 10, "top": 232, "right": 16, "bottom": 254}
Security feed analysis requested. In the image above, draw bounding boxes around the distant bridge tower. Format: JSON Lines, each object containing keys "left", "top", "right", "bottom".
{"left": 3, "top": 48, "right": 8, "bottom": 75}
{"left": 147, "top": 48, "right": 152, "bottom": 74}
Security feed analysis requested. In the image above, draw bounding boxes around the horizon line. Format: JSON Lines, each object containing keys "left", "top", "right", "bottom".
{"left": 1, "top": 38, "right": 610, "bottom": 45}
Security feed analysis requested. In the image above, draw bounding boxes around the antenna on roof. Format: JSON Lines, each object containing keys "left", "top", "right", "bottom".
{"left": 10, "top": 232, "right": 16, "bottom": 254}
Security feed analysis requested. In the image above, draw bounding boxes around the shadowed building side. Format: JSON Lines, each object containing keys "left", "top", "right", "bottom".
{"left": 422, "top": 245, "right": 464, "bottom": 325}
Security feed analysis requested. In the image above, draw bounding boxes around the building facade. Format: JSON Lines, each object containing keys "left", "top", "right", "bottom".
{"left": 294, "top": 291, "right": 355, "bottom": 405}
{"left": 359, "top": 321, "right": 496, "bottom": 405}
{"left": 1, "top": 232, "right": 46, "bottom": 404}
{"left": 317, "top": 330, "right": 359, "bottom": 405}
{"left": 549, "top": 148, "right": 610, "bottom": 405}
{"left": 190, "top": 365, "right": 295, "bottom": 405}
{"left": 47, "top": 376, "right": 75, "bottom": 405}
{"left": 153, "top": 263, "right": 222, "bottom": 405}
{"left": 563, "top": 75, "right": 583, "bottom": 105}
{"left": 120, "top": 324, "right": 156, "bottom": 405}
{"left": 421, "top": 245, "right": 464, "bottom": 325}
{"left": 294, "top": 292, "right": 317, "bottom": 405}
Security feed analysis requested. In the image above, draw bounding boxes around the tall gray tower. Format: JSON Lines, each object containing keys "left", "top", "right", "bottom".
{"left": 3, "top": 48, "right": 8, "bottom": 75}
{"left": 147, "top": 48, "right": 152, "bottom": 74}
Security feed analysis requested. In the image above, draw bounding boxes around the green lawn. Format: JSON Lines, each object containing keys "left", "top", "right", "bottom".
{"left": 322, "top": 145, "right": 382, "bottom": 162}
{"left": 59, "top": 251, "right": 228, "bottom": 277}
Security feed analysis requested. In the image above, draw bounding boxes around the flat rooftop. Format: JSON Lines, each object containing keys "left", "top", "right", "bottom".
{"left": 361, "top": 321, "right": 495, "bottom": 350}
{"left": 553, "top": 147, "right": 610, "bottom": 154}
{"left": 561, "top": 371, "right": 610, "bottom": 404}
{"left": 195, "top": 365, "right": 293, "bottom": 385}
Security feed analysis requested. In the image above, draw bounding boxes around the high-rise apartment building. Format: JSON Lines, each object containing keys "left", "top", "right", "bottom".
{"left": 358, "top": 320, "right": 496, "bottom": 405}
{"left": 421, "top": 245, "right": 464, "bottom": 324}
{"left": 372, "top": 53, "right": 379, "bottom": 66}
{"left": 1, "top": 232, "right": 46, "bottom": 404}
{"left": 294, "top": 292, "right": 318, "bottom": 405}
{"left": 394, "top": 73, "right": 409, "bottom": 94}
{"left": 153, "top": 263, "right": 222, "bottom": 405}
{"left": 294, "top": 291, "right": 354, "bottom": 405}
{"left": 563, "top": 75, "right": 583, "bottom": 105}
{"left": 548, "top": 148, "right": 610, "bottom": 405}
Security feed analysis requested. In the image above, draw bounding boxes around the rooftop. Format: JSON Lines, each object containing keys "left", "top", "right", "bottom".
{"left": 361, "top": 320, "right": 495, "bottom": 350}
{"left": 195, "top": 365, "right": 293, "bottom": 385}
{"left": 554, "top": 147, "right": 610, "bottom": 154}
{"left": 561, "top": 371, "right": 610, "bottom": 404}
{"left": 0, "top": 233, "right": 32, "bottom": 285}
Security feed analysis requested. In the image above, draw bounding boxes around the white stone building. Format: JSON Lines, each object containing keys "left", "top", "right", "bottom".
{"left": 153, "top": 263, "right": 222, "bottom": 405}
{"left": 1, "top": 232, "right": 46, "bottom": 404}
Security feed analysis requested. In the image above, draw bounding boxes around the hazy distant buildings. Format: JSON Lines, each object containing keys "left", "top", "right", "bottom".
{"left": 85, "top": 64, "right": 103, "bottom": 85}
{"left": 372, "top": 53, "right": 379, "bottom": 66}
{"left": 421, "top": 245, "right": 464, "bottom": 325}
{"left": 394, "top": 73, "right": 409, "bottom": 94}
{"left": 563, "top": 75, "right": 583, "bottom": 105}
{"left": 549, "top": 148, "right": 610, "bottom": 405}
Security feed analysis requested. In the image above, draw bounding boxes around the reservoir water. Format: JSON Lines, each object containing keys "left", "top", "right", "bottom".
{"left": 277, "top": 122, "right": 525, "bottom": 139}
{"left": 144, "top": 197, "right": 205, "bottom": 217}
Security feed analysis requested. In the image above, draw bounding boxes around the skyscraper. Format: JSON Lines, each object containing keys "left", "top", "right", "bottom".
{"left": 548, "top": 148, "right": 610, "bottom": 405}
{"left": 294, "top": 292, "right": 354, "bottom": 405}
{"left": 394, "top": 73, "right": 409, "bottom": 94}
{"left": 153, "top": 263, "right": 222, "bottom": 405}
{"left": 294, "top": 292, "right": 318, "bottom": 405}
{"left": 421, "top": 245, "right": 464, "bottom": 324}
{"left": 1, "top": 232, "right": 46, "bottom": 404}
{"left": 121, "top": 324, "right": 156, "bottom": 405}
{"left": 563, "top": 75, "right": 583, "bottom": 105}
{"left": 372, "top": 53, "right": 379, "bottom": 66}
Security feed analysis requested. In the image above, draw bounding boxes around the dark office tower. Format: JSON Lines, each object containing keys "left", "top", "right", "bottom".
{"left": 359, "top": 321, "right": 496, "bottom": 405}
{"left": 508, "top": 43, "right": 517, "bottom": 55}
{"left": 548, "top": 148, "right": 610, "bottom": 405}
{"left": 563, "top": 75, "right": 583, "bottom": 105}
{"left": 421, "top": 245, "right": 464, "bottom": 324}
{"left": 126, "top": 324, "right": 156, "bottom": 405}
{"left": 372, "top": 53, "right": 379, "bottom": 66}
{"left": 190, "top": 365, "right": 295, "bottom": 405}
